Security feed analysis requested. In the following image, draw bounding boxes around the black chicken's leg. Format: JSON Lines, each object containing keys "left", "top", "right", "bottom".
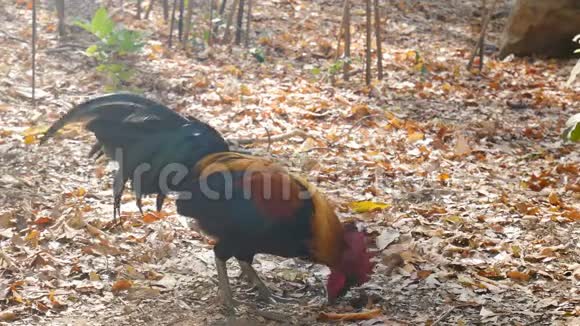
{"left": 237, "top": 260, "right": 296, "bottom": 304}
{"left": 156, "top": 194, "right": 166, "bottom": 212}
{"left": 136, "top": 196, "right": 145, "bottom": 216}
{"left": 215, "top": 255, "right": 239, "bottom": 313}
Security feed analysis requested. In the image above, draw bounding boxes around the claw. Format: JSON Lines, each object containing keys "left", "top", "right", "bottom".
{"left": 237, "top": 260, "right": 296, "bottom": 304}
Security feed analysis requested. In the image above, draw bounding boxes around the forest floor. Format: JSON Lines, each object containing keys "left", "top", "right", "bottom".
{"left": 0, "top": 0, "right": 579, "bottom": 325}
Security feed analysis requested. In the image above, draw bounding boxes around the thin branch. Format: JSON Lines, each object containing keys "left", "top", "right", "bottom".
{"left": 365, "top": 0, "right": 372, "bottom": 85}
{"left": 466, "top": 0, "right": 499, "bottom": 72}
{"left": 162, "top": 0, "right": 169, "bottom": 21}
{"left": 145, "top": 0, "right": 156, "bottom": 19}
{"left": 343, "top": 0, "right": 351, "bottom": 80}
{"left": 0, "top": 30, "right": 28, "bottom": 43}
{"left": 178, "top": 0, "right": 185, "bottom": 41}
{"left": 182, "top": 0, "right": 195, "bottom": 49}
{"left": 335, "top": 0, "right": 348, "bottom": 61}
{"left": 55, "top": 0, "right": 65, "bottom": 36}
{"left": 219, "top": 0, "right": 228, "bottom": 15}
{"left": 136, "top": 0, "right": 142, "bottom": 19}
{"left": 168, "top": 0, "right": 178, "bottom": 47}
{"left": 244, "top": 0, "right": 252, "bottom": 47}
{"left": 228, "top": 129, "right": 310, "bottom": 145}
{"left": 223, "top": 0, "right": 240, "bottom": 43}
{"left": 235, "top": 0, "right": 245, "bottom": 45}
{"left": 374, "top": 0, "right": 383, "bottom": 80}
{"left": 32, "top": 0, "right": 37, "bottom": 108}
{"left": 208, "top": 0, "right": 214, "bottom": 46}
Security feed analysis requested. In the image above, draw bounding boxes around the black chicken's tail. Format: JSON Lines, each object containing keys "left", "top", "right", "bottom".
{"left": 41, "top": 93, "right": 229, "bottom": 218}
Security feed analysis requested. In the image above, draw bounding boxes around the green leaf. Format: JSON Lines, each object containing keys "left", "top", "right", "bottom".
{"left": 563, "top": 113, "right": 580, "bottom": 142}
{"left": 114, "top": 29, "right": 143, "bottom": 54}
{"left": 96, "top": 64, "right": 105, "bottom": 72}
{"left": 85, "top": 44, "right": 99, "bottom": 56}
{"left": 311, "top": 67, "right": 321, "bottom": 75}
{"left": 74, "top": 20, "right": 93, "bottom": 33}
{"left": 91, "top": 7, "right": 114, "bottom": 39}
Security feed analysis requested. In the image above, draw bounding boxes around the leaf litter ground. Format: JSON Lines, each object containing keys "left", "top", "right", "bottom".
{"left": 0, "top": 1, "right": 578, "bottom": 325}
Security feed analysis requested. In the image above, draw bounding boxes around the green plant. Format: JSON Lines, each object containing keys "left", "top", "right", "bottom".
{"left": 76, "top": 7, "right": 144, "bottom": 91}
{"left": 566, "top": 34, "right": 580, "bottom": 87}
{"left": 249, "top": 47, "right": 265, "bottom": 63}
{"left": 311, "top": 58, "right": 351, "bottom": 85}
{"left": 562, "top": 113, "right": 580, "bottom": 143}
{"left": 562, "top": 35, "right": 579, "bottom": 143}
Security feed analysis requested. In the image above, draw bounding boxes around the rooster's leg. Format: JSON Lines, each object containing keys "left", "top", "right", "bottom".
{"left": 136, "top": 196, "right": 144, "bottom": 216}
{"left": 156, "top": 194, "right": 166, "bottom": 212}
{"left": 237, "top": 260, "right": 295, "bottom": 304}
{"left": 215, "top": 256, "right": 238, "bottom": 313}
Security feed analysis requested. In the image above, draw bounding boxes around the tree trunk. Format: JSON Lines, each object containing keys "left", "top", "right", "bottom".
{"left": 182, "top": 0, "right": 195, "bottom": 48}
{"left": 168, "top": 0, "right": 178, "bottom": 47}
{"left": 223, "top": 0, "right": 240, "bottom": 43}
{"left": 162, "top": 0, "right": 169, "bottom": 21}
{"left": 55, "top": 0, "right": 65, "bottom": 36}
{"left": 235, "top": 0, "right": 245, "bottom": 45}
{"left": 244, "top": 0, "right": 252, "bottom": 47}
{"left": 343, "top": 0, "right": 351, "bottom": 81}
{"left": 365, "top": 0, "right": 372, "bottom": 85}
{"left": 145, "top": 0, "right": 155, "bottom": 19}
{"left": 136, "top": 0, "right": 142, "bottom": 19}
{"left": 178, "top": 0, "right": 185, "bottom": 41}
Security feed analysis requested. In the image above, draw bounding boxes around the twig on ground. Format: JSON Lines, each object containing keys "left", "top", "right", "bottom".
{"left": 431, "top": 306, "right": 457, "bottom": 326}
{"left": 432, "top": 303, "right": 481, "bottom": 326}
{"left": 0, "top": 30, "right": 28, "bottom": 43}
{"left": 0, "top": 249, "right": 21, "bottom": 272}
{"left": 228, "top": 129, "right": 310, "bottom": 145}
{"left": 346, "top": 113, "right": 391, "bottom": 135}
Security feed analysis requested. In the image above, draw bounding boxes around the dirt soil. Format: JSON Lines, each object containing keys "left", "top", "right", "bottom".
{"left": 0, "top": 0, "right": 579, "bottom": 325}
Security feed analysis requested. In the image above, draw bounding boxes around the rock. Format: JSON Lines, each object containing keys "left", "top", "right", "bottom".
{"left": 499, "top": 0, "right": 580, "bottom": 58}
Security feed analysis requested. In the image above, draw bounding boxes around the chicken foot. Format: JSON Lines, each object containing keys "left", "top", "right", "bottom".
{"left": 237, "top": 260, "right": 297, "bottom": 304}
{"left": 215, "top": 256, "right": 241, "bottom": 314}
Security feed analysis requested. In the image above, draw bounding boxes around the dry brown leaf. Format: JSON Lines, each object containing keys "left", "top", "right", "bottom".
{"left": 407, "top": 131, "right": 424, "bottom": 143}
{"left": 454, "top": 133, "right": 471, "bottom": 156}
{"left": 112, "top": 279, "right": 133, "bottom": 293}
{"left": 548, "top": 192, "right": 562, "bottom": 206}
{"left": 319, "top": 308, "right": 381, "bottom": 321}
{"left": 0, "top": 310, "right": 17, "bottom": 322}
{"left": 506, "top": 270, "right": 530, "bottom": 282}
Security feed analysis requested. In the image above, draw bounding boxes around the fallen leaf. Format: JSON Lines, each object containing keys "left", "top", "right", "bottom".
{"left": 454, "top": 133, "right": 471, "bottom": 156}
{"left": 548, "top": 192, "right": 561, "bottom": 206}
{"left": 126, "top": 287, "right": 161, "bottom": 301}
{"left": 349, "top": 201, "right": 390, "bottom": 213}
{"left": 142, "top": 211, "right": 167, "bottom": 224}
{"left": 112, "top": 279, "right": 133, "bottom": 293}
{"left": 33, "top": 217, "right": 53, "bottom": 225}
{"left": 319, "top": 308, "right": 381, "bottom": 321}
{"left": 407, "top": 131, "right": 424, "bottom": 143}
{"left": 0, "top": 310, "right": 17, "bottom": 321}
{"left": 438, "top": 173, "right": 450, "bottom": 183}
{"left": 89, "top": 271, "right": 100, "bottom": 281}
{"left": 25, "top": 230, "right": 39, "bottom": 248}
{"left": 23, "top": 134, "right": 36, "bottom": 145}
{"left": 375, "top": 228, "right": 400, "bottom": 251}
{"left": 507, "top": 270, "right": 530, "bottom": 282}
